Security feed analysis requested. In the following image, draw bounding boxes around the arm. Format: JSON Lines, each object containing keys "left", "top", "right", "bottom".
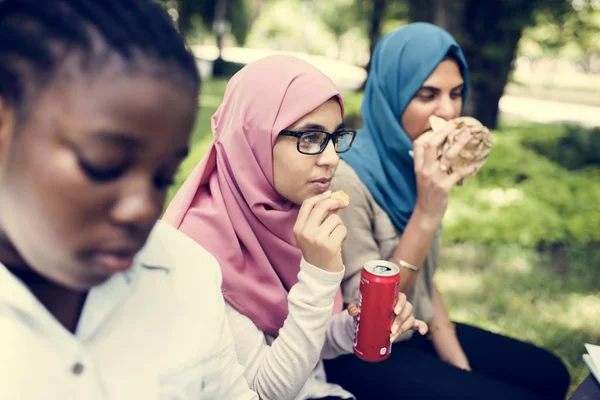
{"left": 213, "top": 297, "right": 260, "bottom": 400}
{"left": 388, "top": 209, "right": 438, "bottom": 294}
{"left": 226, "top": 259, "right": 343, "bottom": 400}
{"left": 334, "top": 167, "right": 435, "bottom": 297}
{"left": 390, "top": 121, "right": 479, "bottom": 293}
{"left": 321, "top": 308, "right": 355, "bottom": 359}
{"left": 430, "top": 283, "right": 471, "bottom": 371}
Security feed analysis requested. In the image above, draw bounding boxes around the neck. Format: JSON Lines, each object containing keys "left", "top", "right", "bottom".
{"left": 0, "top": 230, "right": 87, "bottom": 333}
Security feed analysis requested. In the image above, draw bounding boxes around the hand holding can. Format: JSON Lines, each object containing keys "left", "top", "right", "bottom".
{"left": 350, "top": 260, "right": 428, "bottom": 362}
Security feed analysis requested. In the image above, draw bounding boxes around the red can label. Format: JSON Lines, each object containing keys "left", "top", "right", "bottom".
{"left": 353, "top": 260, "right": 400, "bottom": 362}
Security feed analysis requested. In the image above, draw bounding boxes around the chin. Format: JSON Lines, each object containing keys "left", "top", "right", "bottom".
{"left": 53, "top": 266, "right": 111, "bottom": 291}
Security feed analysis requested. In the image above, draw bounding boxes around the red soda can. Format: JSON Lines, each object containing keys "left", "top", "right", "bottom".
{"left": 353, "top": 260, "right": 400, "bottom": 362}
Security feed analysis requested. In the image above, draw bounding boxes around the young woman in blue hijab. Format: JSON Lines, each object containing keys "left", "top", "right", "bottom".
{"left": 326, "top": 23, "right": 570, "bottom": 399}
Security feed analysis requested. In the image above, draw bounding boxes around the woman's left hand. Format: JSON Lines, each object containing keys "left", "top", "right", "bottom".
{"left": 347, "top": 292, "right": 429, "bottom": 343}
{"left": 430, "top": 325, "right": 472, "bottom": 371}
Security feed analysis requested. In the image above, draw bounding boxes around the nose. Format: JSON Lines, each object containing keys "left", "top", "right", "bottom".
{"left": 434, "top": 94, "right": 459, "bottom": 120}
{"left": 110, "top": 177, "right": 160, "bottom": 232}
{"left": 316, "top": 139, "right": 340, "bottom": 168}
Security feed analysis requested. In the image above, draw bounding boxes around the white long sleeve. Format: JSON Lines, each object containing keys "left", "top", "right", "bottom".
{"left": 225, "top": 259, "right": 344, "bottom": 400}
{"left": 321, "top": 310, "right": 356, "bottom": 360}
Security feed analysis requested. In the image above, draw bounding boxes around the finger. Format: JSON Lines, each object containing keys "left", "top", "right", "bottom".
{"left": 413, "top": 142, "right": 426, "bottom": 172}
{"left": 347, "top": 303, "right": 360, "bottom": 317}
{"left": 328, "top": 224, "right": 348, "bottom": 247}
{"left": 443, "top": 164, "right": 477, "bottom": 187}
{"left": 397, "top": 300, "right": 414, "bottom": 323}
{"left": 398, "top": 315, "right": 416, "bottom": 335}
{"left": 439, "top": 129, "right": 471, "bottom": 168}
{"left": 305, "top": 198, "right": 347, "bottom": 230}
{"left": 315, "top": 213, "right": 343, "bottom": 240}
{"left": 391, "top": 314, "right": 415, "bottom": 341}
{"left": 423, "top": 123, "right": 455, "bottom": 168}
{"left": 296, "top": 191, "right": 332, "bottom": 231}
{"left": 394, "top": 292, "right": 408, "bottom": 315}
{"left": 414, "top": 320, "right": 429, "bottom": 335}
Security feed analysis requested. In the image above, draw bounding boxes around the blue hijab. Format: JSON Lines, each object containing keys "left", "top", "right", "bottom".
{"left": 342, "top": 23, "right": 469, "bottom": 231}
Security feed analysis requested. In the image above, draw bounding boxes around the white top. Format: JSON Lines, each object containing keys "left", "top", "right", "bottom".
{"left": 225, "top": 260, "right": 358, "bottom": 400}
{"left": 0, "top": 220, "right": 257, "bottom": 400}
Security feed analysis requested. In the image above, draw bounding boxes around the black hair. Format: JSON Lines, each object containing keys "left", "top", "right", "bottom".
{"left": 0, "top": 0, "right": 200, "bottom": 116}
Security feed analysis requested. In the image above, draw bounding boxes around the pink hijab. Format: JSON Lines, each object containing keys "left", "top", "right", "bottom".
{"left": 163, "top": 55, "right": 344, "bottom": 336}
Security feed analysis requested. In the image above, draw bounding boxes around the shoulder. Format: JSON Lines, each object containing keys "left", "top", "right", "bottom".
{"left": 332, "top": 161, "right": 370, "bottom": 196}
{"left": 332, "top": 160, "right": 376, "bottom": 214}
{"left": 138, "top": 220, "right": 222, "bottom": 286}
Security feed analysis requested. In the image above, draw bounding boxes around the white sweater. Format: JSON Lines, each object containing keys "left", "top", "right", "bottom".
{"left": 226, "top": 260, "right": 357, "bottom": 400}
{"left": 0, "top": 221, "right": 257, "bottom": 400}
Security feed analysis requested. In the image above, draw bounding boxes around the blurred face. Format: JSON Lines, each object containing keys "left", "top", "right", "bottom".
{"left": 0, "top": 66, "right": 197, "bottom": 290}
{"left": 401, "top": 58, "right": 464, "bottom": 141}
{"left": 273, "top": 99, "right": 343, "bottom": 205}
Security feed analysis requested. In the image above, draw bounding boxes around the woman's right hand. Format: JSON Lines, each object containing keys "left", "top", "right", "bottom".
{"left": 412, "top": 121, "right": 476, "bottom": 228}
{"left": 294, "top": 191, "right": 349, "bottom": 273}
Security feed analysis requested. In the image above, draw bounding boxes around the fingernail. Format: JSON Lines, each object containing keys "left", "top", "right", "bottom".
{"left": 391, "top": 323, "right": 399, "bottom": 335}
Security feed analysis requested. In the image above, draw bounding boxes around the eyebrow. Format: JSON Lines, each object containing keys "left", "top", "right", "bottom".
{"left": 419, "top": 83, "right": 465, "bottom": 92}
{"left": 91, "top": 130, "right": 189, "bottom": 158}
{"left": 294, "top": 122, "right": 345, "bottom": 132}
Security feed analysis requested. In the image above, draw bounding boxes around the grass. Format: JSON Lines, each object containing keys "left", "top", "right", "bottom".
{"left": 167, "top": 79, "right": 228, "bottom": 204}
{"left": 167, "top": 79, "right": 599, "bottom": 395}
{"left": 436, "top": 244, "right": 600, "bottom": 394}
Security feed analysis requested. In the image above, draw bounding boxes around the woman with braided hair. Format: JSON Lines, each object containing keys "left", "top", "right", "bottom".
{"left": 0, "top": 0, "right": 256, "bottom": 398}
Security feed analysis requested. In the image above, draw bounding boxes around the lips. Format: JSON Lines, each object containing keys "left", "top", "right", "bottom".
{"left": 92, "top": 252, "right": 136, "bottom": 272}
{"left": 312, "top": 178, "right": 332, "bottom": 184}
{"left": 86, "top": 245, "right": 143, "bottom": 273}
{"left": 310, "top": 177, "right": 332, "bottom": 193}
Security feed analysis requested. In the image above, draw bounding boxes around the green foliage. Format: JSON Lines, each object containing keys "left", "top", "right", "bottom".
{"left": 158, "top": 0, "right": 252, "bottom": 45}
{"left": 444, "top": 121, "right": 600, "bottom": 248}
{"left": 521, "top": 125, "right": 600, "bottom": 170}
{"left": 519, "top": 1, "right": 600, "bottom": 61}
{"left": 315, "top": 0, "right": 362, "bottom": 39}
{"left": 167, "top": 79, "right": 228, "bottom": 206}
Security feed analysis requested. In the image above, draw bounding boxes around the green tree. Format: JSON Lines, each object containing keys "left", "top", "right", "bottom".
{"left": 159, "top": 0, "right": 252, "bottom": 45}
{"left": 521, "top": 4, "right": 600, "bottom": 71}
{"left": 316, "top": 0, "right": 363, "bottom": 59}
{"left": 406, "top": 0, "right": 592, "bottom": 129}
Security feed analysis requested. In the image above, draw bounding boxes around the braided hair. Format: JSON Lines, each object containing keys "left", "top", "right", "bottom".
{"left": 0, "top": 0, "right": 200, "bottom": 118}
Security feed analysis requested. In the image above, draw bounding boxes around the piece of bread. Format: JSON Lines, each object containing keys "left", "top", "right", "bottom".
{"left": 428, "top": 115, "right": 495, "bottom": 184}
{"left": 330, "top": 190, "right": 350, "bottom": 204}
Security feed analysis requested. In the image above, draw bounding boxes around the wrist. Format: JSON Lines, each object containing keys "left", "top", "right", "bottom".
{"left": 411, "top": 206, "right": 441, "bottom": 233}
{"left": 427, "top": 321, "right": 456, "bottom": 341}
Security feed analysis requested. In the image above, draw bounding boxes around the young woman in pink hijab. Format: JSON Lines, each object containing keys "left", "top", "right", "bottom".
{"left": 163, "top": 55, "right": 428, "bottom": 400}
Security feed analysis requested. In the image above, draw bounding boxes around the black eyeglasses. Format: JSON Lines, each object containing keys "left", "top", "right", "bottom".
{"left": 279, "top": 129, "right": 357, "bottom": 155}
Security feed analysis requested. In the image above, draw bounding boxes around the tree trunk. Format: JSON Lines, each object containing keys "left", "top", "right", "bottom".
{"left": 177, "top": 0, "right": 193, "bottom": 38}
{"left": 408, "top": 0, "right": 538, "bottom": 129}
{"left": 361, "top": 0, "right": 388, "bottom": 89}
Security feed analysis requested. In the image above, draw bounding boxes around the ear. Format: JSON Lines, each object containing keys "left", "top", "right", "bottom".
{"left": 0, "top": 97, "right": 16, "bottom": 164}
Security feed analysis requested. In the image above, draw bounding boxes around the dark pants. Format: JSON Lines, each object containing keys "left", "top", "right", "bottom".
{"left": 323, "top": 323, "right": 570, "bottom": 400}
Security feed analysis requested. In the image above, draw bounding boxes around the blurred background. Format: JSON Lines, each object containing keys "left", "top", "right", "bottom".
{"left": 159, "top": 0, "right": 600, "bottom": 393}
